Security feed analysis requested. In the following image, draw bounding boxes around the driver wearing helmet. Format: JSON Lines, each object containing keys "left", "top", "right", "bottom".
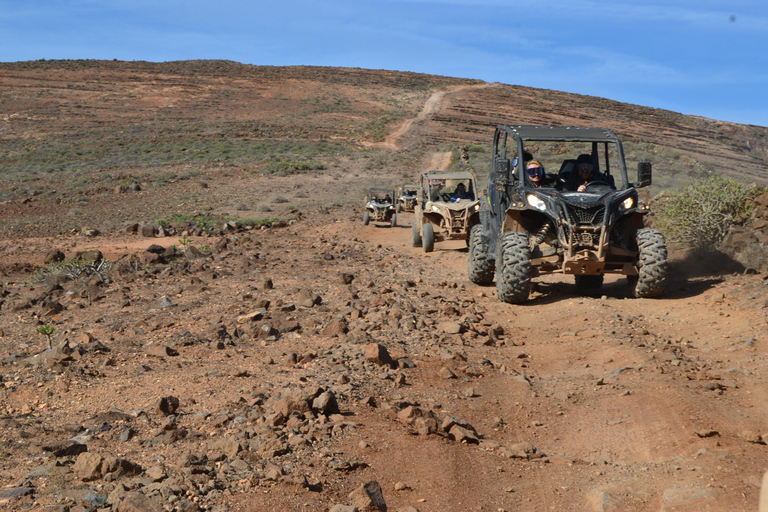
{"left": 567, "top": 154, "right": 606, "bottom": 192}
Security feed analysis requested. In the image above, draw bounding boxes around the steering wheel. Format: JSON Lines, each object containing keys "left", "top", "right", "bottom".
{"left": 584, "top": 180, "right": 612, "bottom": 191}
{"left": 441, "top": 193, "right": 452, "bottom": 201}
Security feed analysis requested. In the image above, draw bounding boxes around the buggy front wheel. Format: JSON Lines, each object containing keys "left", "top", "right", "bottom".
{"left": 631, "top": 228, "right": 668, "bottom": 297}
{"left": 363, "top": 211, "right": 370, "bottom": 226}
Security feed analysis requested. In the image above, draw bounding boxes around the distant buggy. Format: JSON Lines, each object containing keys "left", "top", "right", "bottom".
{"left": 397, "top": 184, "right": 419, "bottom": 212}
{"left": 363, "top": 188, "right": 397, "bottom": 227}
{"left": 469, "top": 125, "right": 668, "bottom": 303}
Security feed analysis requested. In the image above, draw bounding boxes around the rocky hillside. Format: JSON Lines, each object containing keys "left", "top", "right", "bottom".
{"left": 2, "top": 60, "right": 768, "bottom": 512}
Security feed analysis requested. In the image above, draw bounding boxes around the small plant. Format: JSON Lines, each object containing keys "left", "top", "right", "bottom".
{"left": 178, "top": 235, "right": 192, "bottom": 250}
{"left": 199, "top": 245, "right": 211, "bottom": 252}
{"left": 32, "top": 256, "right": 112, "bottom": 284}
{"left": 37, "top": 324, "right": 55, "bottom": 350}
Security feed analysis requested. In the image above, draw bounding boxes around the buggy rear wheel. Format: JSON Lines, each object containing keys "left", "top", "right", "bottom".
{"left": 496, "top": 231, "right": 531, "bottom": 304}
{"left": 468, "top": 224, "right": 494, "bottom": 285}
{"left": 422, "top": 223, "right": 435, "bottom": 253}
{"left": 411, "top": 223, "right": 422, "bottom": 247}
{"left": 575, "top": 274, "right": 604, "bottom": 291}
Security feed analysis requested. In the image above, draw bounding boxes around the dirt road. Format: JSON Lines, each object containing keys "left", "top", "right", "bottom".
{"left": 1, "top": 202, "right": 766, "bottom": 511}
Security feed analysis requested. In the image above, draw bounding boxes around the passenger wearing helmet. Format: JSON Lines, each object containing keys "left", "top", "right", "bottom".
{"left": 526, "top": 160, "right": 548, "bottom": 188}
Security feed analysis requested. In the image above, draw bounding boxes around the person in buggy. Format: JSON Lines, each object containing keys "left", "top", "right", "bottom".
{"left": 526, "top": 160, "right": 548, "bottom": 188}
{"left": 450, "top": 183, "right": 474, "bottom": 203}
{"left": 382, "top": 194, "right": 392, "bottom": 204}
{"left": 564, "top": 154, "right": 613, "bottom": 192}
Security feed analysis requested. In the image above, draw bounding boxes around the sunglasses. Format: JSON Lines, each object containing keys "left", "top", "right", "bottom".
{"left": 526, "top": 167, "right": 544, "bottom": 177}
{"left": 577, "top": 164, "right": 593, "bottom": 172}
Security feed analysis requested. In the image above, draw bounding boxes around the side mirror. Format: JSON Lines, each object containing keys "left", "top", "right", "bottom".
{"left": 635, "top": 162, "right": 652, "bottom": 188}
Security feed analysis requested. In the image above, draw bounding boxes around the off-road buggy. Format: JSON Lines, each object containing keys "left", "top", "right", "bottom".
{"left": 469, "top": 125, "right": 667, "bottom": 303}
{"left": 412, "top": 171, "right": 480, "bottom": 252}
{"left": 397, "top": 184, "right": 419, "bottom": 212}
{"left": 363, "top": 188, "right": 397, "bottom": 227}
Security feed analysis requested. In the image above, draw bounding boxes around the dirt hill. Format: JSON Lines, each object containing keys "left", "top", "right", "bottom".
{"left": 1, "top": 60, "right": 768, "bottom": 512}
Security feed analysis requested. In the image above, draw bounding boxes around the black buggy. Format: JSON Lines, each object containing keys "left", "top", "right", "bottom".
{"left": 363, "top": 188, "right": 397, "bottom": 227}
{"left": 469, "top": 125, "right": 668, "bottom": 303}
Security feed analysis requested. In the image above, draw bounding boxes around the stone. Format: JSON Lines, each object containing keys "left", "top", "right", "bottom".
{"left": 208, "top": 437, "right": 242, "bottom": 459}
{"left": 274, "top": 395, "right": 311, "bottom": 416}
{"left": 313, "top": 390, "right": 340, "bottom": 415}
{"left": 117, "top": 491, "right": 164, "bottom": 512}
{"left": 438, "top": 367, "right": 456, "bottom": 379}
{"left": 144, "top": 345, "right": 179, "bottom": 357}
{"left": 44, "top": 250, "right": 66, "bottom": 264}
{"left": 322, "top": 317, "right": 349, "bottom": 336}
{"left": 501, "top": 442, "right": 543, "bottom": 460}
{"left": 449, "top": 424, "right": 479, "bottom": 444}
{"left": 348, "top": 480, "right": 387, "bottom": 512}
{"left": 438, "top": 321, "right": 462, "bottom": 334}
{"left": 153, "top": 396, "right": 180, "bottom": 416}
{"left": 145, "top": 464, "right": 167, "bottom": 482}
{"left": 365, "top": 343, "right": 394, "bottom": 367}
{"left": 330, "top": 506, "right": 358, "bottom": 512}
{"left": 74, "top": 452, "right": 142, "bottom": 481}
{"left": 74, "top": 452, "right": 105, "bottom": 481}
{"left": 661, "top": 488, "right": 714, "bottom": 511}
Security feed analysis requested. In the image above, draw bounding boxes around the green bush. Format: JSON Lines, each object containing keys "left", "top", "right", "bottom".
{"left": 654, "top": 176, "right": 759, "bottom": 248}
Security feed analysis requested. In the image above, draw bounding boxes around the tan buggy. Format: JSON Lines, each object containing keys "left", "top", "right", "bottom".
{"left": 411, "top": 171, "right": 480, "bottom": 252}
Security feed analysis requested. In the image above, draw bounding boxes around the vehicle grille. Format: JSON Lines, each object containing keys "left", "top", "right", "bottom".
{"left": 449, "top": 209, "right": 467, "bottom": 232}
{"left": 567, "top": 205, "right": 605, "bottom": 226}
{"left": 573, "top": 232, "right": 599, "bottom": 247}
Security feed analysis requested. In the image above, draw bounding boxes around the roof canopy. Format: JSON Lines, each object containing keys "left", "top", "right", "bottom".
{"left": 499, "top": 125, "right": 621, "bottom": 143}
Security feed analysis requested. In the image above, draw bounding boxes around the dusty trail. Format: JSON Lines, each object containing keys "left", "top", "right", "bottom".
{"left": 375, "top": 84, "right": 492, "bottom": 151}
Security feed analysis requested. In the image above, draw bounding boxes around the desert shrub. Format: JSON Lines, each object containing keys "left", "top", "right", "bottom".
{"left": 654, "top": 176, "right": 759, "bottom": 248}
{"left": 256, "top": 204, "right": 273, "bottom": 212}
{"left": 237, "top": 217, "right": 279, "bottom": 227}
{"left": 270, "top": 195, "right": 289, "bottom": 204}
{"left": 33, "top": 257, "right": 112, "bottom": 284}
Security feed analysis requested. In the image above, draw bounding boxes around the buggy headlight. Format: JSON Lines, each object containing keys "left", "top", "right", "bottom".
{"left": 620, "top": 197, "right": 634, "bottom": 211}
{"left": 473, "top": 204, "right": 480, "bottom": 211}
{"left": 431, "top": 205, "right": 440, "bottom": 213}
{"left": 389, "top": 205, "right": 395, "bottom": 210}
{"left": 526, "top": 194, "right": 547, "bottom": 211}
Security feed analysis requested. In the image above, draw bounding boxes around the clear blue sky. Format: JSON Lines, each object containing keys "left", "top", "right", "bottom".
{"left": 2, "top": 0, "right": 766, "bottom": 127}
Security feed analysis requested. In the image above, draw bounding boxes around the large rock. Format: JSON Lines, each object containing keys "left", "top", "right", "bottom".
{"left": 321, "top": 317, "right": 348, "bottom": 336}
{"left": 116, "top": 491, "right": 164, "bottom": 512}
{"left": 365, "top": 343, "right": 394, "bottom": 367}
{"left": 153, "top": 396, "right": 180, "bottom": 416}
{"left": 348, "top": 480, "right": 387, "bottom": 512}
{"left": 74, "top": 452, "right": 142, "bottom": 481}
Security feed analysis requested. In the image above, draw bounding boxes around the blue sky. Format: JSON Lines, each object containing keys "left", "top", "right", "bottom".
{"left": 2, "top": 0, "right": 767, "bottom": 127}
